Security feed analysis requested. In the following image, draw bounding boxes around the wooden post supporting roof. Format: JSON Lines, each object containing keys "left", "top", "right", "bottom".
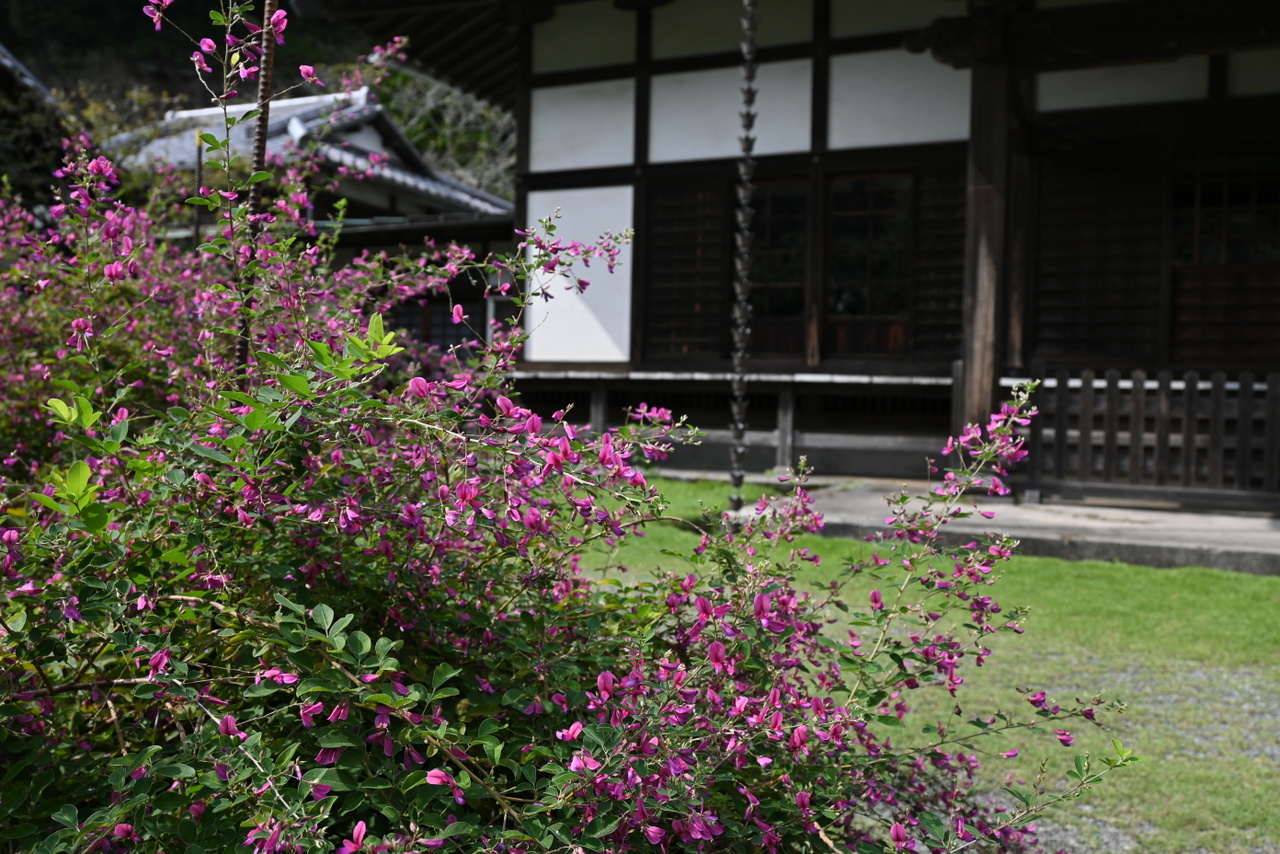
{"left": 959, "top": 0, "right": 1009, "bottom": 428}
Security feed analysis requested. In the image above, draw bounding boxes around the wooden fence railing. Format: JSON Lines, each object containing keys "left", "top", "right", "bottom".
{"left": 1019, "top": 365, "right": 1280, "bottom": 506}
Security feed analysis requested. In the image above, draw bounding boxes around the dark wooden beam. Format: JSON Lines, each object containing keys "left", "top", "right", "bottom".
{"left": 910, "top": 0, "right": 1280, "bottom": 72}
{"left": 959, "top": 0, "right": 1010, "bottom": 427}
{"left": 323, "top": 0, "right": 502, "bottom": 19}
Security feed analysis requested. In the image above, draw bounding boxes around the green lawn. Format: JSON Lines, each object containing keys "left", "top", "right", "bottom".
{"left": 583, "top": 476, "right": 1280, "bottom": 854}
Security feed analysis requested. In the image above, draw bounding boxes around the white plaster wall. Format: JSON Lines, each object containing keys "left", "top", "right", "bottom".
{"left": 828, "top": 51, "right": 970, "bottom": 150}
{"left": 533, "top": 0, "right": 636, "bottom": 73}
{"left": 830, "top": 0, "right": 955, "bottom": 38}
{"left": 529, "top": 79, "right": 636, "bottom": 172}
{"left": 525, "top": 187, "right": 634, "bottom": 363}
{"left": 1229, "top": 48, "right": 1280, "bottom": 96}
{"left": 649, "top": 59, "right": 812, "bottom": 163}
{"left": 653, "top": 0, "right": 811, "bottom": 58}
{"left": 1036, "top": 57, "right": 1209, "bottom": 111}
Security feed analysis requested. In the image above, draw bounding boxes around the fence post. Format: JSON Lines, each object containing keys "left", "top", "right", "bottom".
{"left": 1128, "top": 369, "right": 1147, "bottom": 483}
{"left": 1054, "top": 368, "right": 1069, "bottom": 481}
{"left": 1181, "top": 371, "right": 1200, "bottom": 487}
{"left": 1103, "top": 369, "right": 1120, "bottom": 482}
{"left": 1078, "top": 369, "right": 1095, "bottom": 481}
{"left": 1237, "top": 372, "right": 1255, "bottom": 490}
{"left": 1154, "top": 370, "right": 1172, "bottom": 486}
{"left": 1208, "top": 372, "right": 1226, "bottom": 489}
{"left": 1266, "top": 373, "right": 1280, "bottom": 492}
{"left": 1027, "top": 358, "right": 1045, "bottom": 501}
{"left": 776, "top": 386, "right": 796, "bottom": 473}
{"left": 589, "top": 381, "right": 607, "bottom": 432}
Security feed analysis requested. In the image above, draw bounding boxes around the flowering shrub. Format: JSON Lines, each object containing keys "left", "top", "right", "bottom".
{"left": 0, "top": 3, "right": 1136, "bottom": 853}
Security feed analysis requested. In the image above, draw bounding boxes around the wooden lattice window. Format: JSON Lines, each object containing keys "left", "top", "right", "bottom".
{"left": 643, "top": 179, "right": 731, "bottom": 360}
{"left": 1171, "top": 156, "right": 1280, "bottom": 366}
{"left": 825, "top": 174, "right": 913, "bottom": 355}
{"left": 749, "top": 181, "right": 809, "bottom": 356}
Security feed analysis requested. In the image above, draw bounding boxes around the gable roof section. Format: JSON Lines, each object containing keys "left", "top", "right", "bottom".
{"left": 0, "top": 41, "right": 57, "bottom": 107}
{"left": 114, "top": 88, "right": 512, "bottom": 217}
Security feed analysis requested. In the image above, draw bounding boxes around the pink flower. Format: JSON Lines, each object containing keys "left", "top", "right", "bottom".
{"left": 889, "top": 822, "right": 914, "bottom": 851}
{"left": 218, "top": 715, "right": 246, "bottom": 740}
{"left": 707, "top": 641, "right": 729, "bottom": 674}
{"left": 191, "top": 51, "right": 211, "bottom": 74}
{"left": 643, "top": 826, "right": 665, "bottom": 844}
{"left": 556, "top": 721, "right": 583, "bottom": 741}
{"left": 270, "top": 8, "right": 289, "bottom": 44}
{"left": 337, "top": 821, "right": 366, "bottom": 854}
{"left": 200, "top": 38, "right": 217, "bottom": 52}
{"left": 869, "top": 589, "right": 884, "bottom": 611}
{"left": 315, "top": 747, "right": 343, "bottom": 765}
{"left": 299, "top": 65, "right": 324, "bottom": 86}
{"left": 426, "top": 768, "right": 454, "bottom": 786}
{"left": 1054, "top": 729, "right": 1075, "bottom": 747}
{"left": 407, "top": 377, "right": 431, "bottom": 399}
{"left": 451, "top": 304, "right": 466, "bottom": 324}
{"left": 299, "top": 701, "right": 324, "bottom": 728}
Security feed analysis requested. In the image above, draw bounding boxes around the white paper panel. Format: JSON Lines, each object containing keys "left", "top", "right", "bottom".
{"left": 828, "top": 51, "right": 970, "bottom": 150}
{"left": 533, "top": 0, "right": 636, "bottom": 73}
{"left": 650, "top": 60, "right": 812, "bottom": 163}
{"left": 529, "top": 79, "right": 636, "bottom": 172}
{"left": 831, "top": 0, "right": 955, "bottom": 38}
{"left": 525, "top": 187, "right": 634, "bottom": 363}
{"left": 654, "top": 0, "right": 812, "bottom": 58}
{"left": 1037, "top": 57, "right": 1209, "bottom": 111}
{"left": 1229, "top": 49, "right": 1280, "bottom": 96}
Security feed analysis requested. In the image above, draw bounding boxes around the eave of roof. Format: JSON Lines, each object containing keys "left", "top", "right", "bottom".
{"left": 0, "top": 42, "right": 58, "bottom": 107}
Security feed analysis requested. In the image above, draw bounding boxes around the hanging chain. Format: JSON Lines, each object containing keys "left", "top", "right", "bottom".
{"left": 729, "top": 0, "right": 758, "bottom": 512}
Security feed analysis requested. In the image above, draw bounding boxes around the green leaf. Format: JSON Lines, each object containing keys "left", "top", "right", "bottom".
{"left": 367, "top": 313, "right": 385, "bottom": 344}
{"left": 79, "top": 503, "right": 109, "bottom": 533}
{"left": 316, "top": 730, "right": 363, "bottom": 748}
{"left": 47, "top": 398, "right": 73, "bottom": 422}
{"left": 153, "top": 763, "right": 196, "bottom": 778}
{"left": 29, "top": 492, "right": 64, "bottom": 513}
{"left": 50, "top": 805, "right": 78, "bottom": 829}
{"left": 274, "top": 593, "right": 306, "bottom": 614}
{"left": 247, "top": 170, "right": 273, "bottom": 184}
{"left": 66, "top": 460, "right": 91, "bottom": 497}
{"left": 189, "top": 443, "right": 232, "bottom": 465}
{"left": 312, "top": 603, "right": 335, "bottom": 632}
{"left": 160, "top": 546, "right": 190, "bottom": 566}
{"left": 917, "top": 811, "right": 945, "bottom": 841}
{"left": 278, "top": 374, "right": 313, "bottom": 398}
{"left": 432, "top": 663, "right": 461, "bottom": 692}
{"left": 347, "top": 631, "right": 372, "bottom": 657}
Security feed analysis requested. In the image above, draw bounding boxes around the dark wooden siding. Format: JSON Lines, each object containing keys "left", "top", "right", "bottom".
{"left": 1031, "top": 156, "right": 1166, "bottom": 365}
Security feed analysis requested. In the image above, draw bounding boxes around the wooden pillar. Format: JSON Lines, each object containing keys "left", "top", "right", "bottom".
{"left": 959, "top": 0, "right": 1011, "bottom": 427}
{"left": 776, "top": 387, "right": 796, "bottom": 473}
{"left": 590, "top": 381, "right": 608, "bottom": 431}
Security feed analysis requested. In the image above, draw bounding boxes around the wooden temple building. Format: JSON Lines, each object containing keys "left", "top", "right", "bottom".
{"left": 316, "top": 0, "right": 1280, "bottom": 509}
